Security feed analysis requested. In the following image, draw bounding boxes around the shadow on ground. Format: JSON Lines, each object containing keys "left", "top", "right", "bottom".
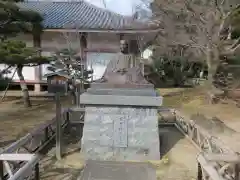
{"left": 40, "top": 154, "right": 82, "bottom": 180}
{"left": 38, "top": 123, "right": 84, "bottom": 180}
{"left": 63, "top": 123, "right": 83, "bottom": 155}
{"left": 159, "top": 126, "right": 185, "bottom": 157}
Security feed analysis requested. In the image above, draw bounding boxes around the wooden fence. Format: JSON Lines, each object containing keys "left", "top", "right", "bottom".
{"left": 0, "top": 109, "right": 70, "bottom": 180}
{"left": 169, "top": 109, "right": 240, "bottom": 180}
{"left": 0, "top": 107, "right": 239, "bottom": 180}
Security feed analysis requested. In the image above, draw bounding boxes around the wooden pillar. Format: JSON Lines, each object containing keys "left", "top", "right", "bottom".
{"left": 140, "top": 62, "right": 144, "bottom": 75}
{"left": 129, "top": 40, "right": 140, "bottom": 68}
{"left": 79, "top": 33, "right": 87, "bottom": 91}
{"left": 80, "top": 33, "right": 87, "bottom": 68}
{"left": 33, "top": 32, "right": 42, "bottom": 92}
{"left": 119, "top": 33, "right": 124, "bottom": 42}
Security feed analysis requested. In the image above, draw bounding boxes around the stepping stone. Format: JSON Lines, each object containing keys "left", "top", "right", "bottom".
{"left": 78, "top": 160, "right": 157, "bottom": 180}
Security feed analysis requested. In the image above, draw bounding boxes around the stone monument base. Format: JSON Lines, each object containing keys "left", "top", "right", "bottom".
{"left": 81, "top": 105, "right": 160, "bottom": 161}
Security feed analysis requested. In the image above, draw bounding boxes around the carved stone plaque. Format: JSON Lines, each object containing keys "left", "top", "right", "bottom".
{"left": 113, "top": 117, "right": 128, "bottom": 148}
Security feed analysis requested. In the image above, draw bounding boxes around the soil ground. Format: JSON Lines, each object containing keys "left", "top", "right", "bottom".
{"left": 1, "top": 87, "right": 239, "bottom": 179}
{"left": 160, "top": 87, "right": 240, "bottom": 152}
{"left": 156, "top": 126, "right": 197, "bottom": 180}
{"left": 0, "top": 92, "right": 71, "bottom": 148}
{"left": 38, "top": 125, "right": 198, "bottom": 180}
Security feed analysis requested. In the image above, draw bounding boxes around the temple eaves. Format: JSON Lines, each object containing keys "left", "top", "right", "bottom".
{"left": 43, "top": 28, "right": 162, "bottom": 33}
{"left": 17, "top": 1, "right": 162, "bottom": 33}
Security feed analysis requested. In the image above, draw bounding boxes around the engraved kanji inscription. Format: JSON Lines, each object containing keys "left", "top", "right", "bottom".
{"left": 113, "top": 116, "right": 128, "bottom": 148}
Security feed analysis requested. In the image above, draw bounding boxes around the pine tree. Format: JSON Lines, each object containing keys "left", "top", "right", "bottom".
{"left": 0, "top": 0, "right": 50, "bottom": 107}
{"left": 47, "top": 48, "right": 93, "bottom": 104}
{"left": 48, "top": 48, "right": 93, "bottom": 82}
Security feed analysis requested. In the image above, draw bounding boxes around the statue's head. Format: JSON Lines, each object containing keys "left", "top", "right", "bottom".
{"left": 120, "top": 40, "right": 128, "bottom": 54}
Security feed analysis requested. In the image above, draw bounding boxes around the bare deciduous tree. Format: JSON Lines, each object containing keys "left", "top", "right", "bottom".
{"left": 143, "top": 0, "right": 240, "bottom": 97}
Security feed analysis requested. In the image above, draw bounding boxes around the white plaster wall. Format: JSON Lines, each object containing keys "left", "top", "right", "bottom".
{"left": 87, "top": 33, "right": 120, "bottom": 52}
{"left": 0, "top": 34, "right": 35, "bottom": 81}
{"left": 41, "top": 51, "right": 54, "bottom": 81}
{"left": 0, "top": 64, "right": 35, "bottom": 81}
{"left": 86, "top": 33, "right": 120, "bottom": 80}
{"left": 87, "top": 52, "right": 117, "bottom": 80}
{"left": 41, "top": 31, "right": 81, "bottom": 51}
{"left": 7, "top": 32, "right": 81, "bottom": 51}
{"left": 40, "top": 32, "right": 120, "bottom": 80}
{"left": 1, "top": 32, "right": 120, "bottom": 81}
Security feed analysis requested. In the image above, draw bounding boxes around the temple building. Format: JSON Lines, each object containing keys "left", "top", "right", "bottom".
{"left": 0, "top": 1, "right": 161, "bottom": 91}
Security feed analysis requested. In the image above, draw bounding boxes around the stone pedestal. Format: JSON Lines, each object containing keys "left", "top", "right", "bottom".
{"left": 80, "top": 88, "right": 161, "bottom": 161}
{"left": 80, "top": 59, "right": 161, "bottom": 161}
{"left": 87, "top": 88, "right": 157, "bottom": 96}
{"left": 81, "top": 106, "right": 160, "bottom": 161}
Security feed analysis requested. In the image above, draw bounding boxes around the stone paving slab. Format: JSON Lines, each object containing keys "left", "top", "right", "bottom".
{"left": 80, "top": 94, "right": 162, "bottom": 107}
{"left": 86, "top": 88, "right": 158, "bottom": 96}
{"left": 78, "top": 160, "right": 157, "bottom": 180}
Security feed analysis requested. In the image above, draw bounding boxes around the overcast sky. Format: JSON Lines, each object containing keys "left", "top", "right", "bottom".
{"left": 85, "top": 0, "right": 150, "bottom": 15}
{"left": 29, "top": 0, "right": 152, "bottom": 15}
{"left": 31, "top": 0, "right": 150, "bottom": 16}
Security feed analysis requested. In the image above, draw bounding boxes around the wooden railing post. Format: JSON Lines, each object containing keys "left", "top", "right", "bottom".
{"left": 0, "top": 160, "right": 4, "bottom": 180}
{"left": 65, "top": 110, "right": 71, "bottom": 133}
{"left": 44, "top": 127, "right": 49, "bottom": 142}
{"left": 197, "top": 162, "right": 203, "bottom": 180}
{"left": 234, "top": 163, "right": 239, "bottom": 180}
{"left": 66, "top": 110, "right": 70, "bottom": 124}
{"left": 34, "top": 163, "right": 40, "bottom": 180}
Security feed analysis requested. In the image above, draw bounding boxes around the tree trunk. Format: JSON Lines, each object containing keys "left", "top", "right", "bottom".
{"left": 205, "top": 46, "right": 222, "bottom": 103}
{"left": 206, "top": 64, "right": 218, "bottom": 89}
{"left": 17, "top": 65, "right": 31, "bottom": 107}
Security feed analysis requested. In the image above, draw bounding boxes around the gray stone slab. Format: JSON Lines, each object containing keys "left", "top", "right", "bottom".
{"left": 81, "top": 107, "right": 160, "bottom": 161}
{"left": 86, "top": 88, "right": 158, "bottom": 96}
{"left": 80, "top": 94, "right": 162, "bottom": 107}
{"left": 79, "top": 160, "right": 157, "bottom": 180}
{"left": 90, "top": 83, "right": 154, "bottom": 89}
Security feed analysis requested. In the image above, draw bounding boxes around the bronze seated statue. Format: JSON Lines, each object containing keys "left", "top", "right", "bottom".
{"left": 95, "top": 67, "right": 153, "bottom": 88}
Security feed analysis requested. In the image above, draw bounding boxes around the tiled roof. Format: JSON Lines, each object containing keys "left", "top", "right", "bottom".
{"left": 17, "top": 1, "right": 159, "bottom": 31}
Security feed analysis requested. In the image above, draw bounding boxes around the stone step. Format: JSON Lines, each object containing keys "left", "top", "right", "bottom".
{"left": 90, "top": 83, "right": 154, "bottom": 89}
{"left": 78, "top": 160, "right": 157, "bottom": 180}
{"left": 86, "top": 88, "right": 158, "bottom": 96}
{"left": 80, "top": 94, "right": 162, "bottom": 107}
